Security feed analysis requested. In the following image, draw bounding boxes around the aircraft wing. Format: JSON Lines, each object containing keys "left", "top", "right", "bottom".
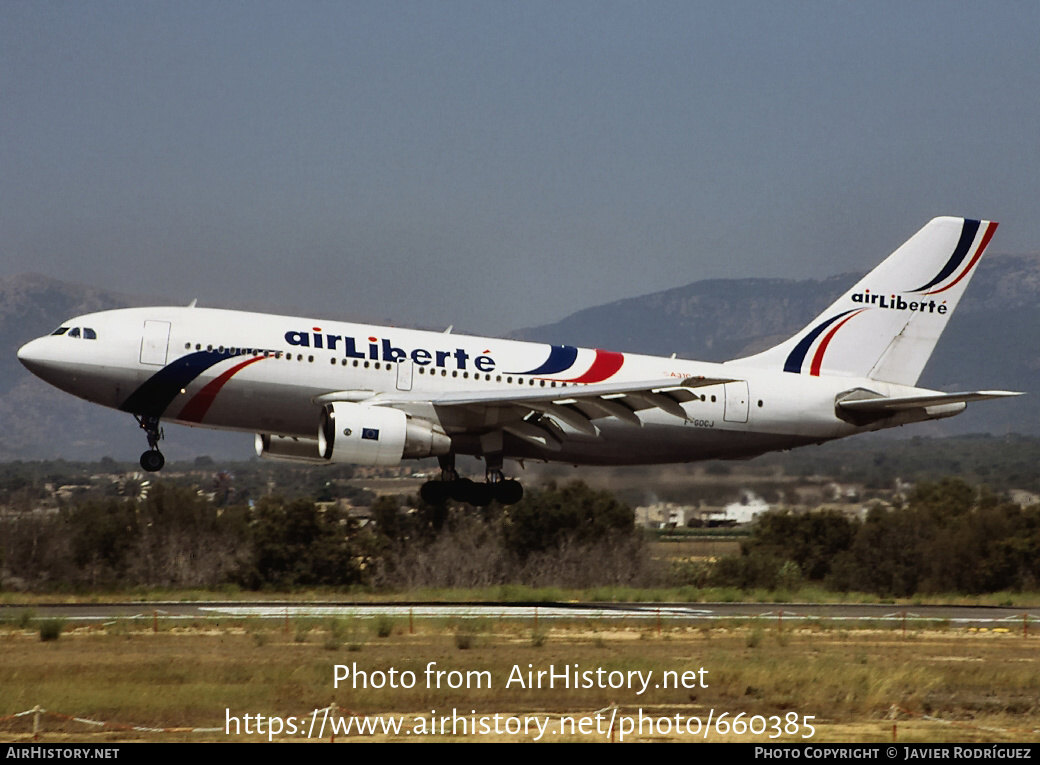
{"left": 318, "top": 376, "right": 737, "bottom": 451}
{"left": 837, "top": 390, "right": 1023, "bottom": 413}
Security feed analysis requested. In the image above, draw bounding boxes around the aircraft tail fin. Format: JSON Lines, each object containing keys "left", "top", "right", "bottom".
{"left": 729, "top": 217, "right": 997, "bottom": 386}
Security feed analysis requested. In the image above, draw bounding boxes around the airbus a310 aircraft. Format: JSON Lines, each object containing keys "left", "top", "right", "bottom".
{"left": 17, "top": 217, "right": 1020, "bottom": 506}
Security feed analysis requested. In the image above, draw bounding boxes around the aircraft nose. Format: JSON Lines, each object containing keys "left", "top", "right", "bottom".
{"left": 17, "top": 337, "right": 52, "bottom": 377}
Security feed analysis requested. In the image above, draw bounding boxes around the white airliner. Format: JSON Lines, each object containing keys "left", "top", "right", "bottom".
{"left": 17, "top": 217, "right": 1020, "bottom": 506}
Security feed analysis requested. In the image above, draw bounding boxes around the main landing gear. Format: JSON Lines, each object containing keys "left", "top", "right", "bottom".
{"left": 419, "top": 454, "right": 523, "bottom": 507}
{"left": 135, "top": 415, "right": 165, "bottom": 472}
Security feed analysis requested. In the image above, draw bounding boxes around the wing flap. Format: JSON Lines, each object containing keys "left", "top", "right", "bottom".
{"left": 373, "top": 375, "right": 736, "bottom": 408}
{"left": 526, "top": 401, "right": 600, "bottom": 436}
{"left": 344, "top": 376, "right": 738, "bottom": 449}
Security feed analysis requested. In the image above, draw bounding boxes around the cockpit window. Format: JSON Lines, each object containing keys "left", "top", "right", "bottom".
{"left": 53, "top": 327, "right": 97, "bottom": 339}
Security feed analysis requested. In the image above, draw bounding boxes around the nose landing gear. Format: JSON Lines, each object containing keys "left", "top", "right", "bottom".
{"left": 135, "top": 415, "right": 165, "bottom": 472}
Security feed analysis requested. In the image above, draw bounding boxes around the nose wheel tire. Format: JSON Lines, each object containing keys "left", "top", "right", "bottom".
{"left": 134, "top": 415, "right": 165, "bottom": 472}
{"left": 140, "top": 450, "right": 165, "bottom": 472}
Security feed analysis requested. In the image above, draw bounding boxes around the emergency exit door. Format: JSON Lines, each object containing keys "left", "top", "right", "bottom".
{"left": 723, "top": 380, "right": 749, "bottom": 423}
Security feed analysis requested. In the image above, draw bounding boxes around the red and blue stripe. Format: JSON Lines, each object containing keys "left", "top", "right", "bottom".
{"left": 911, "top": 219, "right": 997, "bottom": 295}
{"left": 119, "top": 350, "right": 265, "bottom": 420}
{"left": 512, "top": 345, "right": 625, "bottom": 383}
{"left": 783, "top": 309, "right": 865, "bottom": 375}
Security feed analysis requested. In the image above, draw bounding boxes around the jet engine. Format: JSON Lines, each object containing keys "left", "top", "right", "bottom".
{"left": 318, "top": 402, "right": 451, "bottom": 466}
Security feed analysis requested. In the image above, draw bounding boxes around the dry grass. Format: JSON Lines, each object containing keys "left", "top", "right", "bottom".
{"left": 1, "top": 619, "right": 1038, "bottom": 743}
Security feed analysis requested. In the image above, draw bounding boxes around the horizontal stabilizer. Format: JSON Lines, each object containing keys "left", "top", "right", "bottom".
{"left": 837, "top": 390, "right": 1022, "bottom": 413}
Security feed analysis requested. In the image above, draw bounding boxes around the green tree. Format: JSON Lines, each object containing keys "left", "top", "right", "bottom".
{"left": 63, "top": 497, "right": 138, "bottom": 587}
{"left": 502, "top": 481, "right": 635, "bottom": 559}
{"left": 241, "top": 496, "right": 371, "bottom": 588}
{"left": 131, "top": 483, "right": 249, "bottom": 587}
{"left": 741, "top": 509, "right": 856, "bottom": 581}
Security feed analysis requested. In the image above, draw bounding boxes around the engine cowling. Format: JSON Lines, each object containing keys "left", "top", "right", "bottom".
{"left": 318, "top": 402, "right": 451, "bottom": 466}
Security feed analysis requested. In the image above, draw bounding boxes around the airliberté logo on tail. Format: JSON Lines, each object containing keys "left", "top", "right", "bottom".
{"left": 850, "top": 290, "right": 948, "bottom": 314}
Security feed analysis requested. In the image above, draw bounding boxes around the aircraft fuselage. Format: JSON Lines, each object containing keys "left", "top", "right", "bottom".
{"left": 17, "top": 305, "right": 937, "bottom": 466}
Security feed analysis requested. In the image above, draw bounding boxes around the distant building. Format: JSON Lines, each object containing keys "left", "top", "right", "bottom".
{"left": 634, "top": 502, "right": 692, "bottom": 529}
{"left": 636, "top": 491, "right": 773, "bottom": 529}
{"left": 719, "top": 490, "right": 770, "bottom": 524}
{"left": 1009, "top": 489, "right": 1039, "bottom": 508}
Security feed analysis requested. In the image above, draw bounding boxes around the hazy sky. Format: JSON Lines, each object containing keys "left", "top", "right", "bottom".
{"left": 4, "top": 1, "right": 1039, "bottom": 335}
